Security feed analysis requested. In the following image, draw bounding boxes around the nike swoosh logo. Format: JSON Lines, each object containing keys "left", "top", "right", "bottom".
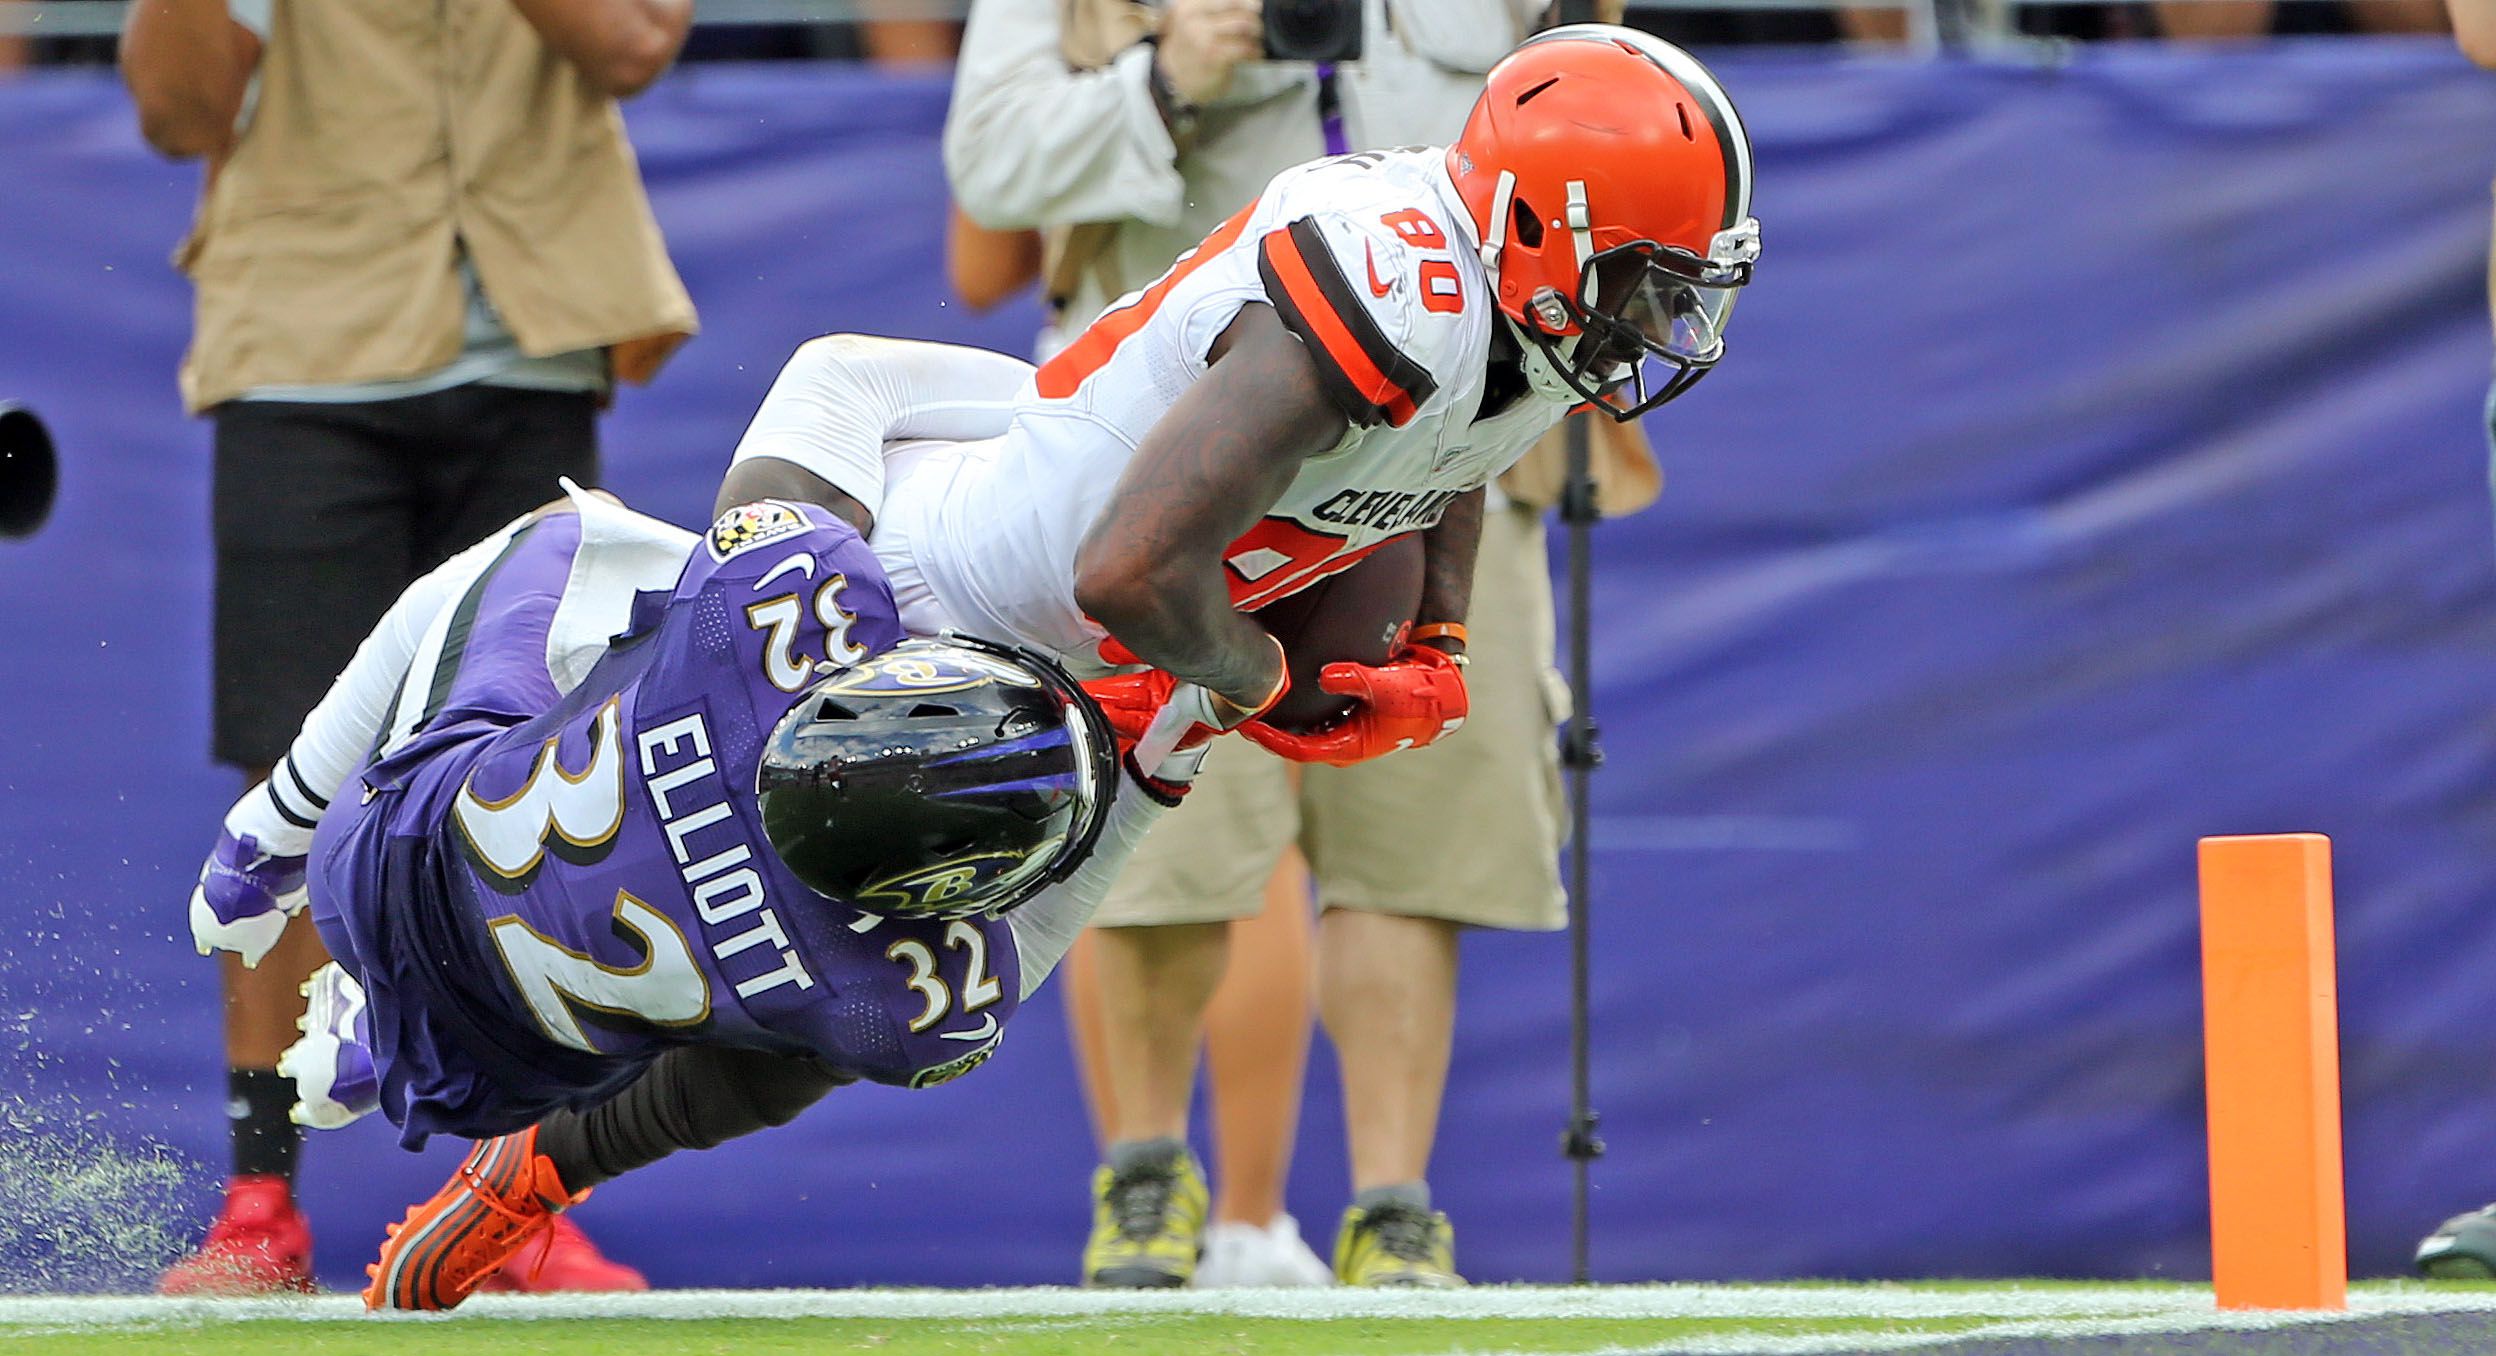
{"left": 1365, "top": 244, "right": 1392, "bottom": 299}
{"left": 940, "top": 1013, "right": 1000, "bottom": 1043}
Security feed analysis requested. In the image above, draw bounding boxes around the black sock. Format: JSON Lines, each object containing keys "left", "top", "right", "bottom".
{"left": 536, "top": 1045, "right": 851, "bottom": 1191}
{"left": 228, "top": 1068, "right": 300, "bottom": 1183}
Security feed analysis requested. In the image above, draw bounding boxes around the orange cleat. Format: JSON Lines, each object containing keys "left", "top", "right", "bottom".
{"left": 475, "top": 1214, "right": 647, "bottom": 1294}
{"left": 361, "top": 1128, "right": 585, "bottom": 1311}
{"left": 159, "top": 1174, "right": 316, "bottom": 1297}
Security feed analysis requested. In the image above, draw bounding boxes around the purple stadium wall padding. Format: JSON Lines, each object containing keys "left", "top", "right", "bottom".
{"left": 2, "top": 41, "right": 2494, "bottom": 1288}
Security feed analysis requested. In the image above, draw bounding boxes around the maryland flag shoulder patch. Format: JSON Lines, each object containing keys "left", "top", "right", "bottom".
{"left": 707, "top": 500, "right": 813, "bottom": 561}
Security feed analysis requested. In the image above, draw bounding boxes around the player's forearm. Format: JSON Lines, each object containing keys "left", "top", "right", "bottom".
{"left": 1006, "top": 760, "right": 1190, "bottom": 998}
{"left": 505, "top": 0, "right": 690, "bottom": 97}
{"left": 1087, "top": 571, "right": 1286, "bottom": 710}
{"left": 1075, "top": 418, "right": 1293, "bottom": 702}
{"left": 1413, "top": 489, "right": 1484, "bottom": 640}
{"left": 118, "top": 0, "right": 259, "bottom": 160}
{"left": 1073, "top": 308, "right": 1345, "bottom": 707}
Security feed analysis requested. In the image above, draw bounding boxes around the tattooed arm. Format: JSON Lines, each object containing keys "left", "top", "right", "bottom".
{"left": 1072, "top": 303, "right": 1350, "bottom": 708}
{"left": 1412, "top": 488, "right": 1482, "bottom": 656}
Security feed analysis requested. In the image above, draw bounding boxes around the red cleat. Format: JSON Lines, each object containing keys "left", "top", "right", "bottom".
{"left": 158, "top": 1174, "right": 316, "bottom": 1296}
{"left": 475, "top": 1213, "right": 648, "bottom": 1294}
{"left": 362, "top": 1128, "right": 585, "bottom": 1311}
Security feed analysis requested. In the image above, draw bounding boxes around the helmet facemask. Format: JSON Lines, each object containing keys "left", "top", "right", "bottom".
{"left": 1512, "top": 217, "right": 1759, "bottom": 422}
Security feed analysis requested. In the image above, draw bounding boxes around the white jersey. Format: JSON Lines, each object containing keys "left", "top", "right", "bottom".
{"left": 739, "top": 148, "right": 1569, "bottom": 672}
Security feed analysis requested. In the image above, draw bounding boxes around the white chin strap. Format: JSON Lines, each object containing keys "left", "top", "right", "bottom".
{"left": 1480, "top": 168, "right": 1619, "bottom": 406}
{"left": 1477, "top": 170, "right": 1573, "bottom": 403}
{"left": 1478, "top": 169, "right": 1518, "bottom": 275}
{"left": 1506, "top": 314, "right": 1584, "bottom": 405}
{"left": 1565, "top": 180, "right": 1596, "bottom": 308}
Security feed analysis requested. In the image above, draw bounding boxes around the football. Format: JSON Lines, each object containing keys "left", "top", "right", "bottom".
{"left": 1251, "top": 533, "right": 1424, "bottom": 732}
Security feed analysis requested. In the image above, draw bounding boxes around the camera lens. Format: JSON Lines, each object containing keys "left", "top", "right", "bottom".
{"left": 1263, "top": 0, "right": 1361, "bottom": 62}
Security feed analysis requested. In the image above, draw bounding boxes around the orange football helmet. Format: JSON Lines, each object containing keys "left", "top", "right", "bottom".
{"left": 1447, "top": 25, "right": 1760, "bottom": 418}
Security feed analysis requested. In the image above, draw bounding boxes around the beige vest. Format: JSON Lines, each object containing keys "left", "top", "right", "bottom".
{"left": 174, "top": 0, "right": 698, "bottom": 412}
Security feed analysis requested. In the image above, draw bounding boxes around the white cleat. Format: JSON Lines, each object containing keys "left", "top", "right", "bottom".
{"left": 187, "top": 830, "right": 308, "bottom": 967}
{"left": 188, "top": 884, "right": 300, "bottom": 969}
{"left": 279, "top": 962, "right": 380, "bottom": 1130}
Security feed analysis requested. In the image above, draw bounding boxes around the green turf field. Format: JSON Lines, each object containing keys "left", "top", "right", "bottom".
{"left": 5, "top": 1281, "right": 2495, "bottom": 1355}
{"left": 0, "top": 1313, "right": 2017, "bottom": 1355}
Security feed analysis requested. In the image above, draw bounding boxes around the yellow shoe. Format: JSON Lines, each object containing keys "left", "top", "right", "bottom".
{"left": 1333, "top": 1201, "right": 1464, "bottom": 1288}
{"left": 1081, "top": 1142, "right": 1208, "bottom": 1288}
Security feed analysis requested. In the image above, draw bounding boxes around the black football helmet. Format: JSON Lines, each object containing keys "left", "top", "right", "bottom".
{"left": 757, "top": 636, "right": 1117, "bottom": 920}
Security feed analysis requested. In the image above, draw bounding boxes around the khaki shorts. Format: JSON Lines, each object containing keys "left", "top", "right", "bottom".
{"left": 1093, "top": 504, "right": 1568, "bottom": 932}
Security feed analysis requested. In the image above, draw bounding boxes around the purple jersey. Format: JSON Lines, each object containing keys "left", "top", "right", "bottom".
{"left": 309, "top": 502, "right": 1021, "bottom": 1147}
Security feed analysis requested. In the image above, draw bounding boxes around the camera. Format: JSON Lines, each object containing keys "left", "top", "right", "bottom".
{"left": 1263, "top": 0, "right": 1362, "bottom": 62}
{"left": 0, "top": 403, "right": 57, "bottom": 540}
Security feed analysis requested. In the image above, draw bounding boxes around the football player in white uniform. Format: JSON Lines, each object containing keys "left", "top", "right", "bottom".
{"left": 727, "top": 24, "right": 1755, "bottom": 781}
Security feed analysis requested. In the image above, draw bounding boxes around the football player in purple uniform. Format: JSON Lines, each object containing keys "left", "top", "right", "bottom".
{"left": 190, "top": 486, "right": 1138, "bottom": 1309}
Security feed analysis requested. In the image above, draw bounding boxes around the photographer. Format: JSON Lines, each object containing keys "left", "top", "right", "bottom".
{"left": 946, "top": 0, "right": 1591, "bottom": 1290}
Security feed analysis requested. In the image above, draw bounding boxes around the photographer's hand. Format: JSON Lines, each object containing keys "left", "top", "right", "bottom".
{"left": 119, "top": 0, "right": 261, "bottom": 161}
{"left": 1156, "top": 0, "right": 1264, "bottom": 107}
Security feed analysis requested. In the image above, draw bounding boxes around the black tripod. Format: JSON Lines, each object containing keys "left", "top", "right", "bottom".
{"left": 1558, "top": 412, "right": 1606, "bottom": 1285}
{"left": 1546, "top": 0, "right": 1611, "bottom": 1284}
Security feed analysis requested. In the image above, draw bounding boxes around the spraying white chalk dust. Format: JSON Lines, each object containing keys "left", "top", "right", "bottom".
{"left": 0, "top": 1096, "right": 192, "bottom": 1293}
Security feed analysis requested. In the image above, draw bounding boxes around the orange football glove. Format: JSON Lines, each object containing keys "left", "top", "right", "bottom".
{"left": 1079, "top": 667, "right": 1178, "bottom": 750}
{"left": 1239, "top": 644, "right": 1468, "bottom": 768}
{"left": 1081, "top": 634, "right": 1289, "bottom": 775}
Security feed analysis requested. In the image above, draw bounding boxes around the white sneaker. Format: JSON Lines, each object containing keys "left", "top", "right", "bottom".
{"left": 1193, "top": 1214, "right": 1333, "bottom": 1288}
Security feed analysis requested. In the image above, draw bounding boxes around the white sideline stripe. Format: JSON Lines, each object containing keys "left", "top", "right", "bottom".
{"left": 1479, "top": 1300, "right": 2496, "bottom": 1356}
{"left": 10, "top": 1284, "right": 2496, "bottom": 1334}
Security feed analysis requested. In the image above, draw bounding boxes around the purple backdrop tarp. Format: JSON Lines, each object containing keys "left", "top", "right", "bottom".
{"left": 2, "top": 40, "right": 2494, "bottom": 1289}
